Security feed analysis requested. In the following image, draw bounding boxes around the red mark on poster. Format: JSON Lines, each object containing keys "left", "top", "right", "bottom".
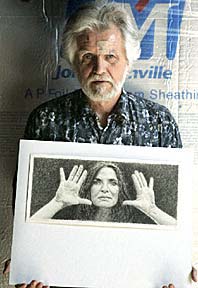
{"left": 135, "top": 0, "right": 149, "bottom": 12}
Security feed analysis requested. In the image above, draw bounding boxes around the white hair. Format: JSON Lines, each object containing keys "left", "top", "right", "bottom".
{"left": 61, "top": 2, "right": 141, "bottom": 68}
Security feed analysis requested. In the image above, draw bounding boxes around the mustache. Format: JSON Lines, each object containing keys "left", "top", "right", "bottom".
{"left": 87, "top": 74, "right": 114, "bottom": 84}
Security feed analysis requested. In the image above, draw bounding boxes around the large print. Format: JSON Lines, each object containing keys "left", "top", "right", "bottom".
{"left": 27, "top": 155, "right": 178, "bottom": 227}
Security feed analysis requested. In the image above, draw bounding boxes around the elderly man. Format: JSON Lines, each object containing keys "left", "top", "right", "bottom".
{"left": 24, "top": 2, "right": 181, "bottom": 148}
{"left": 7, "top": 2, "right": 197, "bottom": 288}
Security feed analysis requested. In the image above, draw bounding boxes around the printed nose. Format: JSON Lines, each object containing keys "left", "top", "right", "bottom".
{"left": 101, "top": 182, "right": 109, "bottom": 193}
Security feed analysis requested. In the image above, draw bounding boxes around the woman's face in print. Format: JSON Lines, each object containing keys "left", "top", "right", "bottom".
{"left": 90, "top": 166, "right": 119, "bottom": 208}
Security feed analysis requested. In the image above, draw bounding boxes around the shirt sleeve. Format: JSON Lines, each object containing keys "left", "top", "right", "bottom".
{"left": 159, "top": 109, "right": 182, "bottom": 148}
{"left": 23, "top": 109, "right": 37, "bottom": 140}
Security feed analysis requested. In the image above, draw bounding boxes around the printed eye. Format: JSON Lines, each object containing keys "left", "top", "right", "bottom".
{"left": 109, "top": 179, "right": 118, "bottom": 186}
{"left": 92, "top": 178, "right": 102, "bottom": 185}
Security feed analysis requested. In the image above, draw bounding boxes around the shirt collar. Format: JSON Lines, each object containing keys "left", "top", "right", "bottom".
{"left": 79, "top": 90, "right": 95, "bottom": 117}
{"left": 111, "top": 89, "right": 130, "bottom": 122}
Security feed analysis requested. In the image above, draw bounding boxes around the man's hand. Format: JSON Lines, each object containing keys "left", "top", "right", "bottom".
{"left": 123, "top": 170, "right": 156, "bottom": 214}
{"left": 162, "top": 267, "right": 198, "bottom": 287}
{"left": 15, "top": 280, "right": 49, "bottom": 288}
{"left": 3, "top": 263, "right": 49, "bottom": 288}
{"left": 3, "top": 259, "right": 11, "bottom": 274}
{"left": 192, "top": 266, "right": 198, "bottom": 282}
{"left": 3, "top": 261, "right": 198, "bottom": 288}
{"left": 55, "top": 165, "right": 92, "bottom": 207}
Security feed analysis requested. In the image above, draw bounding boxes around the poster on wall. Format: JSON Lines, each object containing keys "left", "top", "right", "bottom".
{"left": 52, "top": 0, "right": 185, "bottom": 110}
{"left": 10, "top": 140, "right": 193, "bottom": 288}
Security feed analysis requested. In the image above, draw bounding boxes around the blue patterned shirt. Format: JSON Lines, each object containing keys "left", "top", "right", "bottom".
{"left": 24, "top": 89, "right": 182, "bottom": 148}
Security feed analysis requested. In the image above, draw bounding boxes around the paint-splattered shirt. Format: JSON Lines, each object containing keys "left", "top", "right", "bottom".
{"left": 24, "top": 89, "right": 182, "bottom": 148}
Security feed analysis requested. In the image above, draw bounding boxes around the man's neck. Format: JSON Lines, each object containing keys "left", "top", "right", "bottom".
{"left": 88, "top": 93, "right": 121, "bottom": 127}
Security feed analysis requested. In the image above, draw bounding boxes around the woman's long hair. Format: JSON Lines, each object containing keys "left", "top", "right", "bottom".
{"left": 77, "top": 162, "right": 133, "bottom": 223}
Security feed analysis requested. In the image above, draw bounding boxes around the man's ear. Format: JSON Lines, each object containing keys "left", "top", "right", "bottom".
{"left": 127, "top": 64, "right": 130, "bottom": 74}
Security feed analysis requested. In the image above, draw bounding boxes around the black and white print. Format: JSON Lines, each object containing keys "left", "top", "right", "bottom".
{"left": 27, "top": 155, "right": 178, "bottom": 227}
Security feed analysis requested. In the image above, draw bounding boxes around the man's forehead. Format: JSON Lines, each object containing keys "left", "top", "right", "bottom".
{"left": 76, "top": 27, "right": 122, "bottom": 48}
{"left": 97, "top": 41, "right": 111, "bottom": 51}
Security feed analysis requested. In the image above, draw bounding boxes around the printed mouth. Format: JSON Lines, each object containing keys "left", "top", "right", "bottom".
{"left": 98, "top": 196, "right": 112, "bottom": 201}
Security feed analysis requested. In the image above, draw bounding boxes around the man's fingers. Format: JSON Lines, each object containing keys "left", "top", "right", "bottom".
{"left": 3, "top": 259, "right": 11, "bottom": 274}
{"left": 59, "top": 167, "right": 66, "bottom": 182}
{"left": 191, "top": 266, "right": 198, "bottom": 282}
{"left": 27, "top": 280, "right": 38, "bottom": 287}
{"left": 15, "top": 282, "right": 49, "bottom": 288}
{"left": 15, "top": 284, "right": 27, "bottom": 288}
{"left": 27, "top": 281, "right": 47, "bottom": 288}
{"left": 36, "top": 282, "right": 46, "bottom": 288}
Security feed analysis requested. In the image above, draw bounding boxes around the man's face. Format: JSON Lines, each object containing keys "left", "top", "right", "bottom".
{"left": 74, "top": 25, "right": 129, "bottom": 101}
{"left": 90, "top": 167, "right": 119, "bottom": 208}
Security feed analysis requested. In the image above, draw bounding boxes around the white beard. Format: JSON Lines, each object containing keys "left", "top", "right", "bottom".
{"left": 80, "top": 69, "right": 128, "bottom": 101}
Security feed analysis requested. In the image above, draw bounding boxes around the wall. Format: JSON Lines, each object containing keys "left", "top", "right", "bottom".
{"left": 0, "top": 0, "right": 198, "bottom": 287}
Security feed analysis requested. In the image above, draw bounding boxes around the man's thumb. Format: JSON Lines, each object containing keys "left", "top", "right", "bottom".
{"left": 3, "top": 259, "right": 11, "bottom": 274}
